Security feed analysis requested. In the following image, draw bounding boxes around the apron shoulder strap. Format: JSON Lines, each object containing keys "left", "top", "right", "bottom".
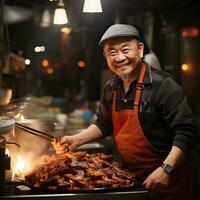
{"left": 134, "top": 63, "right": 146, "bottom": 106}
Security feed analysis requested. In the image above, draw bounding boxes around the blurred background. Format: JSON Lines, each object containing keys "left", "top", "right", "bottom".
{"left": 0, "top": 0, "right": 199, "bottom": 114}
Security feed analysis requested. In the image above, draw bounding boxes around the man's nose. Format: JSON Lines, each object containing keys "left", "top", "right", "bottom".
{"left": 115, "top": 52, "right": 126, "bottom": 62}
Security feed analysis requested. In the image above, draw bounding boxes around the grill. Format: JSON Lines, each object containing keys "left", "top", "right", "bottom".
{"left": 1, "top": 119, "right": 149, "bottom": 200}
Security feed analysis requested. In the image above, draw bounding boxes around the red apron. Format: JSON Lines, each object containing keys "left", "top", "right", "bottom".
{"left": 112, "top": 63, "right": 194, "bottom": 200}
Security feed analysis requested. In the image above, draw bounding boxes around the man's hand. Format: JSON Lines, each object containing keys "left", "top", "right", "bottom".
{"left": 51, "top": 124, "right": 103, "bottom": 154}
{"left": 143, "top": 167, "right": 170, "bottom": 192}
{"left": 51, "top": 136, "right": 79, "bottom": 154}
{"left": 51, "top": 138, "right": 67, "bottom": 154}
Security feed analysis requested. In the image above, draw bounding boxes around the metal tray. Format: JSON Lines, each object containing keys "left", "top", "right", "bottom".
{"left": 28, "top": 180, "right": 143, "bottom": 194}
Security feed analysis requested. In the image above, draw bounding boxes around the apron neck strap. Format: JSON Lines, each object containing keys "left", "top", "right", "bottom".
{"left": 134, "top": 63, "right": 146, "bottom": 106}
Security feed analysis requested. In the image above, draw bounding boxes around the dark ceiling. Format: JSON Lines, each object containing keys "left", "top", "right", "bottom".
{"left": 4, "top": 0, "right": 195, "bottom": 10}
{"left": 4, "top": 0, "right": 197, "bottom": 25}
{"left": 3, "top": 0, "right": 199, "bottom": 60}
{"left": 4, "top": 0, "right": 198, "bottom": 37}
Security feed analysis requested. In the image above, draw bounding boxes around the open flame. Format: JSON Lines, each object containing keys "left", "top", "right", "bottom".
{"left": 12, "top": 155, "right": 30, "bottom": 180}
{"left": 6, "top": 148, "right": 10, "bottom": 155}
{"left": 15, "top": 155, "right": 29, "bottom": 174}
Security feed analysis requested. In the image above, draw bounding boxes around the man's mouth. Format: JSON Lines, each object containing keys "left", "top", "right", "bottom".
{"left": 116, "top": 63, "right": 129, "bottom": 69}
{"left": 117, "top": 65, "right": 130, "bottom": 71}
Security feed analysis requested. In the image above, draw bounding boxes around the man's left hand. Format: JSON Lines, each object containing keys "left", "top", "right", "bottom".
{"left": 143, "top": 167, "right": 170, "bottom": 192}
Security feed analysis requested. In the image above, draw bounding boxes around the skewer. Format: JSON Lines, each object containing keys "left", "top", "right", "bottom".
{"left": 15, "top": 123, "right": 56, "bottom": 141}
{"left": 15, "top": 124, "right": 52, "bottom": 141}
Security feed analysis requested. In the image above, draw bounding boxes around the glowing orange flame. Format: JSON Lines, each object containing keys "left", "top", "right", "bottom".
{"left": 15, "top": 155, "right": 29, "bottom": 174}
{"left": 12, "top": 155, "right": 30, "bottom": 180}
{"left": 5, "top": 148, "right": 10, "bottom": 155}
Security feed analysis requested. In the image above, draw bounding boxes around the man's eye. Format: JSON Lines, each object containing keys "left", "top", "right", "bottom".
{"left": 108, "top": 51, "right": 117, "bottom": 56}
{"left": 122, "top": 48, "right": 131, "bottom": 53}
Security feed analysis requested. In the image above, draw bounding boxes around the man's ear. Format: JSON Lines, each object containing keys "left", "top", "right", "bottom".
{"left": 138, "top": 42, "right": 144, "bottom": 58}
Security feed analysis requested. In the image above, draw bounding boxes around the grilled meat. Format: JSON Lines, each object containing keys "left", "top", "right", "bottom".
{"left": 25, "top": 151, "right": 135, "bottom": 190}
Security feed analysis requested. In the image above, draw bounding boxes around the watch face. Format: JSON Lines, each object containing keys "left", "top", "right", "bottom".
{"left": 162, "top": 163, "right": 173, "bottom": 174}
{"left": 165, "top": 164, "right": 172, "bottom": 172}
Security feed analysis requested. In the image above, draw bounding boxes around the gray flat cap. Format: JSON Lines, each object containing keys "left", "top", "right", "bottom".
{"left": 99, "top": 24, "right": 141, "bottom": 46}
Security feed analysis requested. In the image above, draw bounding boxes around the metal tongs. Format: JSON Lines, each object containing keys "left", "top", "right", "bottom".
{"left": 15, "top": 123, "right": 57, "bottom": 141}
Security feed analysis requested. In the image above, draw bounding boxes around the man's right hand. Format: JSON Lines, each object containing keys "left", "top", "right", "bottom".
{"left": 52, "top": 124, "right": 103, "bottom": 154}
{"left": 51, "top": 135, "right": 80, "bottom": 154}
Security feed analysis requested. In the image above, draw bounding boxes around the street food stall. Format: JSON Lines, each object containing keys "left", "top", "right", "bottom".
{"left": 0, "top": 115, "right": 149, "bottom": 200}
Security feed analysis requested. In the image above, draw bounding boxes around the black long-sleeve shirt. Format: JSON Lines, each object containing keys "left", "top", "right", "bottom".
{"left": 93, "top": 63, "right": 196, "bottom": 154}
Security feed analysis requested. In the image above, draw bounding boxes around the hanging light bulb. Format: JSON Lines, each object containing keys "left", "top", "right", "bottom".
{"left": 53, "top": 0, "right": 68, "bottom": 25}
{"left": 83, "top": 0, "right": 103, "bottom": 13}
{"left": 41, "top": 9, "right": 51, "bottom": 27}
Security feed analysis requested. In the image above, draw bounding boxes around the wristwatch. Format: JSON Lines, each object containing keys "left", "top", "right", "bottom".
{"left": 161, "top": 163, "right": 174, "bottom": 174}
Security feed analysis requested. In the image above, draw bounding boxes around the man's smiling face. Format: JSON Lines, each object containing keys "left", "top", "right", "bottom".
{"left": 103, "top": 37, "right": 144, "bottom": 80}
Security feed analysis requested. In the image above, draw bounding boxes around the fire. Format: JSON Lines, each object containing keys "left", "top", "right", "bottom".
{"left": 12, "top": 155, "right": 30, "bottom": 180}
{"left": 6, "top": 148, "right": 10, "bottom": 155}
{"left": 15, "top": 155, "right": 29, "bottom": 173}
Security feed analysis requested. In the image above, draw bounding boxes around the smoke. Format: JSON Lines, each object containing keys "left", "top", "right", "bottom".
{"left": 7, "top": 122, "right": 56, "bottom": 178}
{"left": 15, "top": 128, "right": 50, "bottom": 159}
